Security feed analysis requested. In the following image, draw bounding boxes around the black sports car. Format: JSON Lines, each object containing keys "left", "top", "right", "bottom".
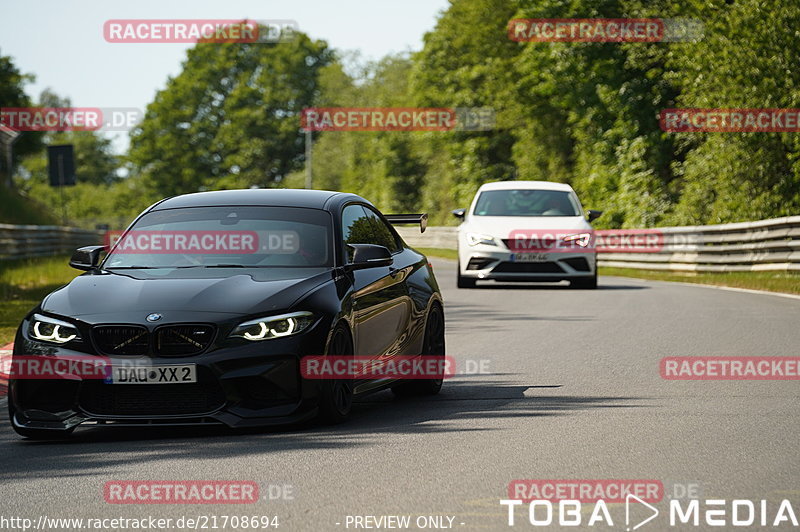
{"left": 9, "top": 189, "right": 444, "bottom": 438}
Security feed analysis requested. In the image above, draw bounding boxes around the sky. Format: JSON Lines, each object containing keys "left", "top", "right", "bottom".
{"left": 0, "top": 0, "right": 451, "bottom": 153}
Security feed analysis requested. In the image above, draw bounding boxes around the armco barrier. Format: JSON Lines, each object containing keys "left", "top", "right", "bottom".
{"left": 0, "top": 224, "right": 104, "bottom": 260}
{"left": 2, "top": 217, "right": 797, "bottom": 271}
{"left": 396, "top": 215, "right": 800, "bottom": 273}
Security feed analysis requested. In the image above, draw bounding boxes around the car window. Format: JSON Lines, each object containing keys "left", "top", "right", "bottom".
{"left": 341, "top": 204, "right": 372, "bottom": 261}
{"left": 104, "top": 206, "right": 332, "bottom": 269}
{"left": 341, "top": 204, "right": 400, "bottom": 261}
{"left": 361, "top": 207, "right": 401, "bottom": 253}
{"left": 473, "top": 189, "right": 581, "bottom": 216}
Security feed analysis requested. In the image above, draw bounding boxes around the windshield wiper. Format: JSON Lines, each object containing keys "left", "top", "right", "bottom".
{"left": 107, "top": 264, "right": 259, "bottom": 269}
{"left": 105, "top": 266, "right": 163, "bottom": 269}
{"left": 168, "top": 264, "right": 253, "bottom": 268}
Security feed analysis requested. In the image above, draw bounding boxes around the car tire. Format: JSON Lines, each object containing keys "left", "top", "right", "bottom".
{"left": 570, "top": 271, "right": 598, "bottom": 289}
{"left": 8, "top": 402, "right": 75, "bottom": 440}
{"left": 456, "top": 261, "right": 476, "bottom": 289}
{"left": 318, "top": 325, "right": 354, "bottom": 424}
{"left": 393, "top": 303, "right": 445, "bottom": 397}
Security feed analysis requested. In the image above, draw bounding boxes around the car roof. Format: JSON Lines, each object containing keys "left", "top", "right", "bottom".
{"left": 151, "top": 189, "right": 364, "bottom": 211}
{"left": 476, "top": 180, "right": 575, "bottom": 192}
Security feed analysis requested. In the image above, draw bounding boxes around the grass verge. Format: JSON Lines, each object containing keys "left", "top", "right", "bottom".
{"left": 599, "top": 267, "right": 800, "bottom": 295}
{"left": 416, "top": 247, "right": 458, "bottom": 261}
{"left": 0, "top": 255, "right": 79, "bottom": 345}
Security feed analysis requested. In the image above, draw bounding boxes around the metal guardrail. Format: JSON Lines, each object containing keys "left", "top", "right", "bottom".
{"left": 396, "top": 215, "right": 800, "bottom": 272}
{"left": 2, "top": 216, "right": 798, "bottom": 271}
{"left": 0, "top": 224, "right": 103, "bottom": 260}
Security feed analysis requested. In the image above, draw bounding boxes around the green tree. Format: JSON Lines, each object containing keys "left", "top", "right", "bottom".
{"left": 412, "top": 0, "right": 519, "bottom": 222}
{"left": 665, "top": 0, "right": 800, "bottom": 224}
{"left": 128, "top": 29, "right": 333, "bottom": 197}
{"left": 0, "top": 52, "right": 43, "bottom": 178}
{"left": 310, "top": 54, "right": 427, "bottom": 213}
{"left": 17, "top": 90, "right": 121, "bottom": 187}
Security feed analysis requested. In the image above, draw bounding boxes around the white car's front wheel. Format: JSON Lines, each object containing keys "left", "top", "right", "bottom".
{"left": 570, "top": 270, "right": 598, "bottom": 289}
{"left": 456, "top": 260, "right": 476, "bottom": 288}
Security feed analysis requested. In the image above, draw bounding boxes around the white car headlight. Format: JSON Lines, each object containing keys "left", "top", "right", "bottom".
{"left": 466, "top": 232, "right": 499, "bottom": 247}
{"left": 561, "top": 232, "right": 592, "bottom": 248}
{"left": 230, "top": 312, "right": 315, "bottom": 341}
{"left": 29, "top": 314, "right": 81, "bottom": 344}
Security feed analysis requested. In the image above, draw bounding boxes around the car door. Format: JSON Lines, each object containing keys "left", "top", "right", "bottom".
{"left": 341, "top": 204, "right": 412, "bottom": 360}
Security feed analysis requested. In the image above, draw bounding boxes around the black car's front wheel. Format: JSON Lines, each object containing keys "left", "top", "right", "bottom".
{"left": 318, "top": 325, "right": 354, "bottom": 424}
{"left": 393, "top": 303, "right": 446, "bottom": 397}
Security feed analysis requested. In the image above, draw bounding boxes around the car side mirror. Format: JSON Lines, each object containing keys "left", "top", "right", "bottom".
{"left": 451, "top": 208, "right": 466, "bottom": 220}
{"left": 69, "top": 245, "right": 106, "bottom": 271}
{"left": 346, "top": 244, "right": 393, "bottom": 270}
{"left": 586, "top": 209, "right": 603, "bottom": 222}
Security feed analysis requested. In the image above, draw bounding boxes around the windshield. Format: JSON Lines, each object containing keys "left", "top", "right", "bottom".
{"left": 104, "top": 206, "right": 332, "bottom": 269}
{"left": 473, "top": 189, "right": 581, "bottom": 217}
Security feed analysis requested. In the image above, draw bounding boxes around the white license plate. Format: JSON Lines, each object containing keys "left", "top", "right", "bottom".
{"left": 513, "top": 253, "right": 549, "bottom": 263}
{"left": 109, "top": 364, "right": 197, "bottom": 384}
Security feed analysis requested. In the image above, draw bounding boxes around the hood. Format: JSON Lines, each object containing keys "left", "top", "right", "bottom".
{"left": 42, "top": 268, "right": 333, "bottom": 322}
{"left": 460, "top": 215, "right": 592, "bottom": 239}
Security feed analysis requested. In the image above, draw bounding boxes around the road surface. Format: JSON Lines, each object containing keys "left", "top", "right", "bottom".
{"left": 1, "top": 259, "right": 799, "bottom": 531}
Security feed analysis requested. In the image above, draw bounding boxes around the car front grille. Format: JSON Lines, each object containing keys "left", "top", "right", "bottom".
{"left": 79, "top": 380, "right": 226, "bottom": 416}
{"left": 156, "top": 325, "right": 215, "bottom": 356}
{"left": 92, "top": 324, "right": 215, "bottom": 357}
{"left": 492, "top": 261, "right": 565, "bottom": 273}
{"left": 561, "top": 257, "right": 591, "bottom": 272}
{"left": 93, "top": 326, "right": 149, "bottom": 356}
{"left": 502, "top": 238, "right": 558, "bottom": 252}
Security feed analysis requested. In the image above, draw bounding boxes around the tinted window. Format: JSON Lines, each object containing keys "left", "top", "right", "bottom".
{"left": 104, "top": 206, "right": 332, "bottom": 269}
{"left": 341, "top": 204, "right": 400, "bottom": 261}
{"left": 362, "top": 207, "right": 401, "bottom": 253}
{"left": 473, "top": 189, "right": 581, "bottom": 216}
{"left": 342, "top": 204, "right": 372, "bottom": 261}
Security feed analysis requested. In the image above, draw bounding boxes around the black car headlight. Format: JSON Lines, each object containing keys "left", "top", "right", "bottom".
{"left": 230, "top": 312, "right": 315, "bottom": 341}
{"left": 28, "top": 314, "right": 81, "bottom": 344}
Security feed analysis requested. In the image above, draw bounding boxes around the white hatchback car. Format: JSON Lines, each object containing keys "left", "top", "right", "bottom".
{"left": 453, "top": 181, "right": 602, "bottom": 288}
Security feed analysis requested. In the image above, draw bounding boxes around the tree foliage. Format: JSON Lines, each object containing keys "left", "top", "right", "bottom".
{"left": 10, "top": 2, "right": 800, "bottom": 229}
{"left": 127, "top": 31, "right": 333, "bottom": 198}
{"left": 311, "top": 0, "right": 800, "bottom": 227}
{"left": 0, "top": 51, "right": 43, "bottom": 166}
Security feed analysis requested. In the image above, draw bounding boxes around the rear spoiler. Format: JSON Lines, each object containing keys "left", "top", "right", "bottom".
{"left": 384, "top": 213, "right": 428, "bottom": 233}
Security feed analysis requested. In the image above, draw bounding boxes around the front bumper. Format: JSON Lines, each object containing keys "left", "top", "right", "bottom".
{"left": 458, "top": 249, "right": 597, "bottom": 282}
{"left": 9, "top": 318, "right": 333, "bottom": 431}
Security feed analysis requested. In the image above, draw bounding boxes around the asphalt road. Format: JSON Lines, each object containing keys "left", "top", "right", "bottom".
{"left": 1, "top": 258, "right": 799, "bottom": 531}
